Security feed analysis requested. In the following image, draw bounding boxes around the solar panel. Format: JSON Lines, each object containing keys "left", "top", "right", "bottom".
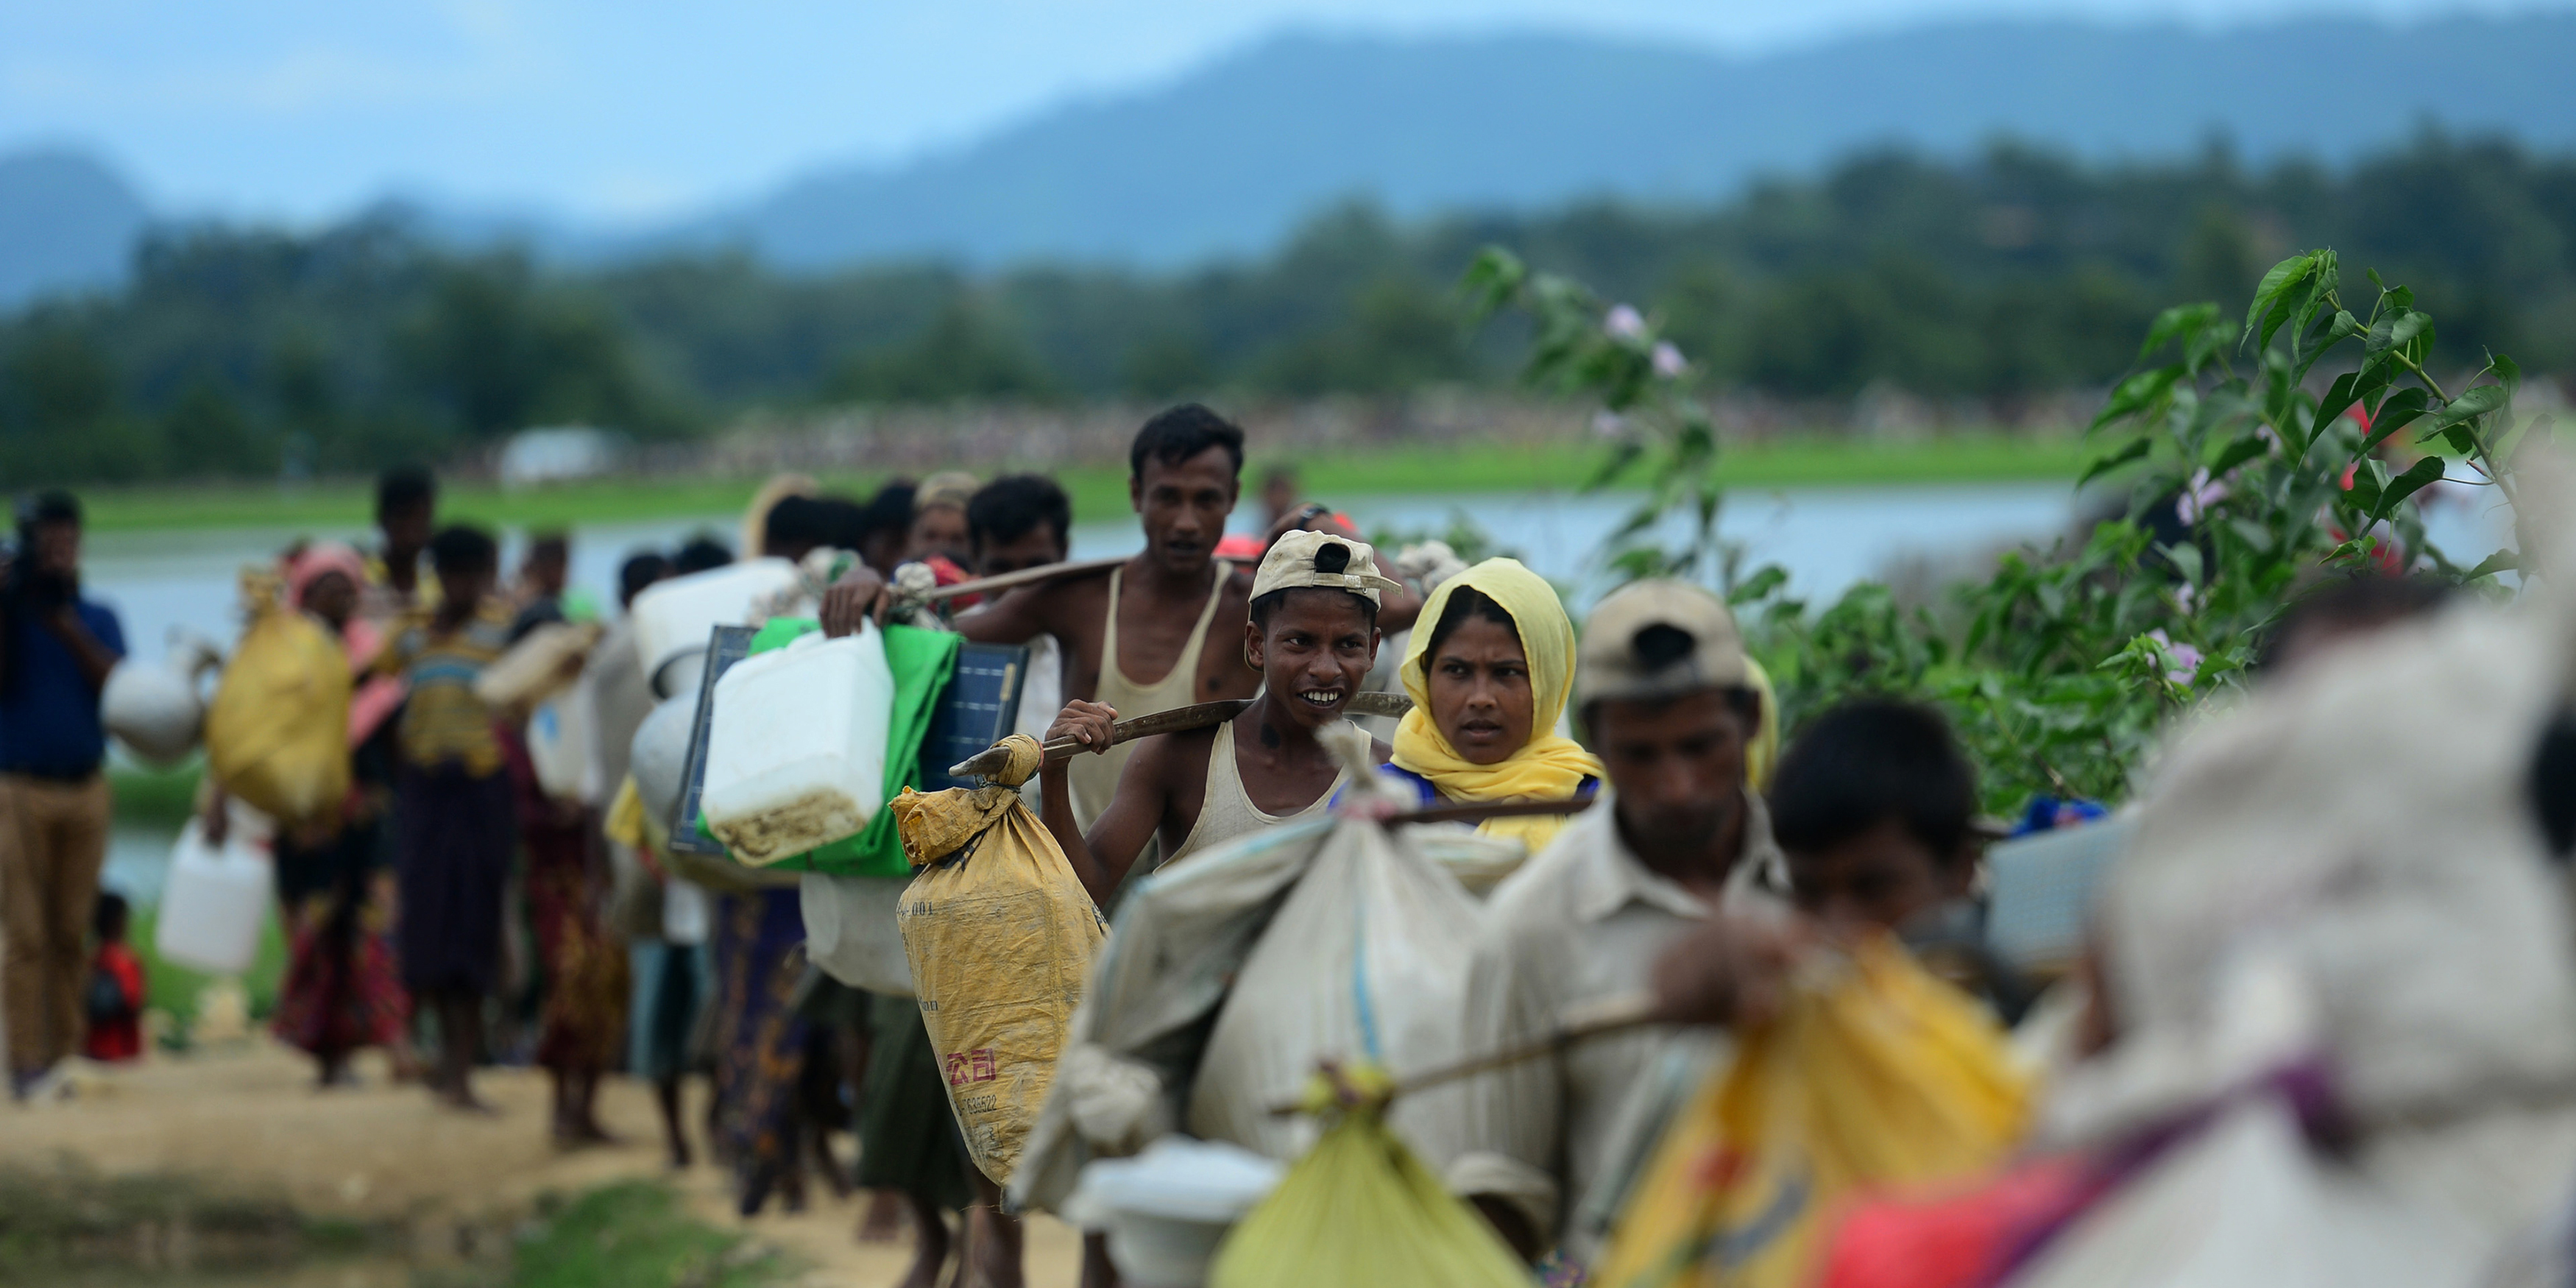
{"left": 1982, "top": 816, "right": 2134, "bottom": 976}
{"left": 917, "top": 642, "right": 1030, "bottom": 792}
{"left": 665, "top": 624, "right": 757, "bottom": 857}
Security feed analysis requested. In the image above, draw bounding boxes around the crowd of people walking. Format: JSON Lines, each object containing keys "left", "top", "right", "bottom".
{"left": 10, "top": 400, "right": 2576, "bottom": 1288}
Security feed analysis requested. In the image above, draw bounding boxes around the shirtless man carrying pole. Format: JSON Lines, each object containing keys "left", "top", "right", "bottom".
{"left": 821, "top": 404, "right": 1420, "bottom": 827}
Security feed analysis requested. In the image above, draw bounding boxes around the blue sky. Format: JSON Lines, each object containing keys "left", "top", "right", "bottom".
{"left": 0, "top": 0, "right": 2553, "bottom": 224}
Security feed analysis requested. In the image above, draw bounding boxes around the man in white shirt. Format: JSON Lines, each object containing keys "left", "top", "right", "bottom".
{"left": 1449, "top": 578, "right": 1791, "bottom": 1267}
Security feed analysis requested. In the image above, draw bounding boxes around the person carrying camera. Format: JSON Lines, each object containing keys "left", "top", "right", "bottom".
{"left": 0, "top": 490, "right": 126, "bottom": 1098}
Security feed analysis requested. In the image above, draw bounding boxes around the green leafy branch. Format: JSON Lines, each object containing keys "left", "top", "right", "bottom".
{"left": 1468, "top": 238, "right": 2540, "bottom": 815}
{"left": 1462, "top": 247, "right": 1729, "bottom": 584}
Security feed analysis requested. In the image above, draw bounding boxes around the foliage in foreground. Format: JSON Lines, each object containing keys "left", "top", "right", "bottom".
{"left": 511, "top": 1182, "right": 788, "bottom": 1288}
{"left": 0, "top": 1162, "right": 368, "bottom": 1281}
{"left": 0, "top": 1170, "right": 774, "bottom": 1288}
{"left": 1468, "top": 244, "right": 2540, "bottom": 813}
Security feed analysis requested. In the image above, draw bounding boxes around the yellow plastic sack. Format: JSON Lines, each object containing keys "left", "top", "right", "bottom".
{"left": 892, "top": 771, "right": 1106, "bottom": 1185}
{"left": 1593, "top": 935, "right": 2031, "bottom": 1288}
{"left": 1210, "top": 1065, "right": 1530, "bottom": 1288}
{"left": 204, "top": 570, "right": 350, "bottom": 826}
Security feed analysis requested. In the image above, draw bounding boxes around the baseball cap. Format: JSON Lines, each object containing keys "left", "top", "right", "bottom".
{"left": 1250, "top": 529, "right": 1402, "bottom": 606}
{"left": 1576, "top": 578, "right": 1750, "bottom": 704}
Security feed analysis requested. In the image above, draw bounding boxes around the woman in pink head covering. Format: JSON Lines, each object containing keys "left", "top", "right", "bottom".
{"left": 264, "top": 541, "right": 418, "bottom": 1085}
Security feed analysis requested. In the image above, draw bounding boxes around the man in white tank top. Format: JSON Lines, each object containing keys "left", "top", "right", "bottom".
{"left": 818, "top": 406, "right": 1421, "bottom": 829}
{"left": 1036, "top": 531, "right": 1404, "bottom": 905}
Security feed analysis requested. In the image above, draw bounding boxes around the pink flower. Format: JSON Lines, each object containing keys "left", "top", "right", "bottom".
{"left": 1591, "top": 410, "right": 1627, "bottom": 438}
{"left": 1604, "top": 304, "right": 1646, "bottom": 341}
{"left": 1652, "top": 342, "right": 1687, "bottom": 378}
{"left": 2146, "top": 629, "right": 2202, "bottom": 687}
{"left": 2176, "top": 467, "right": 2229, "bottom": 524}
{"left": 2173, "top": 581, "right": 2196, "bottom": 614}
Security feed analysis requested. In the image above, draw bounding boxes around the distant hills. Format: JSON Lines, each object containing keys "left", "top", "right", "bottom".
{"left": 681, "top": 15, "right": 2576, "bottom": 271}
{"left": 0, "top": 150, "right": 149, "bottom": 307}
{"left": 9, "top": 13, "right": 2576, "bottom": 303}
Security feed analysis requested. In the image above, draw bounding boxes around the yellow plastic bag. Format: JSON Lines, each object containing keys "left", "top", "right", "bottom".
{"left": 1210, "top": 1065, "right": 1530, "bottom": 1288}
{"left": 204, "top": 570, "right": 350, "bottom": 826}
{"left": 892, "top": 772, "right": 1106, "bottom": 1184}
{"left": 1593, "top": 935, "right": 2031, "bottom": 1288}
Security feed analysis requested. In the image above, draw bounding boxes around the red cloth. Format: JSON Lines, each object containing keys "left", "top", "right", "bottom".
{"left": 1816, "top": 1155, "right": 2106, "bottom": 1288}
{"left": 270, "top": 868, "right": 411, "bottom": 1060}
{"left": 82, "top": 943, "right": 145, "bottom": 1062}
{"left": 502, "top": 726, "right": 629, "bottom": 1072}
{"left": 923, "top": 554, "right": 980, "bottom": 609}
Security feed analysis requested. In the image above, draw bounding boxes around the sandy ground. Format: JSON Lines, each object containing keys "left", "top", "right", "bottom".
{"left": 0, "top": 1038, "right": 1083, "bottom": 1287}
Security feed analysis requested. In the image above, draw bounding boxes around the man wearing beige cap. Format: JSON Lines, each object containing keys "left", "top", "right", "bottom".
{"left": 1448, "top": 578, "right": 1790, "bottom": 1268}
{"left": 904, "top": 470, "right": 980, "bottom": 567}
{"left": 1037, "top": 529, "right": 1400, "bottom": 902}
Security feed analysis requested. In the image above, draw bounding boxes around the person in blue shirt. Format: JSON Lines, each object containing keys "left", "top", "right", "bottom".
{"left": 0, "top": 490, "right": 125, "bottom": 1097}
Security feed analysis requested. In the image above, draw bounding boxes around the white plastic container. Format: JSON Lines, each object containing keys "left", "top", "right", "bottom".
{"left": 154, "top": 820, "right": 272, "bottom": 976}
{"left": 102, "top": 632, "right": 219, "bottom": 766}
{"left": 629, "top": 689, "right": 699, "bottom": 841}
{"left": 699, "top": 627, "right": 895, "bottom": 866}
{"left": 801, "top": 871, "right": 916, "bottom": 995}
{"left": 1064, "top": 1137, "right": 1285, "bottom": 1288}
{"left": 526, "top": 684, "right": 592, "bottom": 802}
{"left": 628, "top": 558, "right": 800, "bottom": 696}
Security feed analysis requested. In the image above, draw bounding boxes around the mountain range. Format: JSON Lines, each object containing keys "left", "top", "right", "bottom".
{"left": 8, "top": 13, "right": 2576, "bottom": 305}
{"left": 0, "top": 149, "right": 150, "bottom": 308}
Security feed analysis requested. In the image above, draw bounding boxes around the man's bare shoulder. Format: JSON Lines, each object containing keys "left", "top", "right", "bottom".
{"left": 1124, "top": 723, "right": 1218, "bottom": 788}
{"left": 1148, "top": 722, "right": 1221, "bottom": 764}
{"left": 999, "top": 563, "right": 1117, "bottom": 626}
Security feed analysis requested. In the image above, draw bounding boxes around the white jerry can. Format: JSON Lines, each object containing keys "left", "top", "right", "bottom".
{"left": 154, "top": 820, "right": 272, "bottom": 976}
{"left": 800, "top": 871, "right": 917, "bottom": 996}
{"left": 102, "top": 632, "right": 222, "bottom": 766}
{"left": 626, "top": 558, "right": 802, "bottom": 696}
{"left": 526, "top": 682, "right": 593, "bottom": 802}
{"left": 698, "top": 626, "right": 895, "bottom": 866}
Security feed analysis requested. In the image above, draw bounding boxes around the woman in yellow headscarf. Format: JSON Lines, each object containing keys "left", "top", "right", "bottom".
{"left": 1380, "top": 557, "right": 1604, "bottom": 851}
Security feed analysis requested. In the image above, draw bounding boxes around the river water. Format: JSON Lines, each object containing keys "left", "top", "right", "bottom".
{"left": 84, "top": 479, "right": 2514, "bottom": 667}
{"left": 83, "top": 478, "right": 2511, "bottom": 899}
{"left": 87, "top": 483, "right": 2089, "bottom": 668}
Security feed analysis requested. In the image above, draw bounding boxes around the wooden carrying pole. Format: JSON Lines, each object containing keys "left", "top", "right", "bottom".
{"left": 1268, "top": 993, "right": 1660, "bottom": 1116}
{"left": 1381, "top": 795, "right": 1597, "bottom": 829}
{"left": 892, "top": 555, "right": 1128, "bottom": 608}
{"left": 947, "top": 690, "right": 1415, "bottom": 779}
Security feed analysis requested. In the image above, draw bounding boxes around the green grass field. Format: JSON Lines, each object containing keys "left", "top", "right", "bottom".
{"left": 110, "top": 761, "right": 201, "bottom": 827}
{"left": 74, "top": 431, "right": 2090, "bottom": 534}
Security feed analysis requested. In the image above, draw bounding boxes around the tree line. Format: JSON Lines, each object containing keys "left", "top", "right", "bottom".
{"left": 1, "top": 130, "right": 2571, "bottom": 485}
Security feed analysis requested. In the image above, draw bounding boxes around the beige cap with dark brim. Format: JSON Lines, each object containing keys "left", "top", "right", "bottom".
{"left": 1576, "top": 578, "right": 1750, "bottom": 704}
{"left": 1251, "top": 529, "right": 1402, "bottom": 605}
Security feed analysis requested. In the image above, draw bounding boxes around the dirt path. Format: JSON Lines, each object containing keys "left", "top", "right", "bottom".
{"left": 0, "top": 1038, "right": 1083, "bottom": 1287}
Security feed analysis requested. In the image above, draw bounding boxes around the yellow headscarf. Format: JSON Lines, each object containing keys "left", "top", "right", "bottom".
{"left": 1393, "top": 559, "right": 1604, "bottom": 851}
